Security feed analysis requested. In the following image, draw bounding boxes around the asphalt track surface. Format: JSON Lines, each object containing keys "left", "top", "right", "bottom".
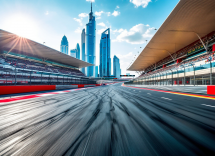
{"left": 0, "top": 83, "right": 215, "bottom": 156}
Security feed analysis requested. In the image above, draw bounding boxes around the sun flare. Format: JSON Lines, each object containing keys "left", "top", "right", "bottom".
{"left": 4, "top": 14, "right": 39, "bottom": 39}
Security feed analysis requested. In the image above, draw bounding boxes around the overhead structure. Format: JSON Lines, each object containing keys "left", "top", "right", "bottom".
{"left": 0, "top": 29, "right": 93, "bottom": 68}
{"left": 128, "top": 0, "right": 215, "bottom": 71}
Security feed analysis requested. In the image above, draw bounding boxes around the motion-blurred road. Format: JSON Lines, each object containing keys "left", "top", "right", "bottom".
{"left": 1, "top": 83, "right": 215, "bottom": 156}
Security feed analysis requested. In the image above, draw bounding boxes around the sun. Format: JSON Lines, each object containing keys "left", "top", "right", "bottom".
{"left": 3, "top": 14, "right": 39, "bottom": 39}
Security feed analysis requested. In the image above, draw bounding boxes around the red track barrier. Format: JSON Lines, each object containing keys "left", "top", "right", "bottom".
{"left": 207, "top": 86, "right": 215, "bottom": 95}
{"left": 71, "top": 84, "right": 101, "bottom": 87}
{"left": 0, "top": 85, "right": 56, "bottom": 95}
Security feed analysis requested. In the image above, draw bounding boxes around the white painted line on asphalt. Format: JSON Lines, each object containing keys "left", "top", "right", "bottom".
{"left": 161, "top": 97, "right": 172, "bottom": 100}
{"left": 201, "top": 104, "right": 215, "bottom": 108}
{"left": 38, "top": 94, "right": 56, "bottom": 97}
{"left": 147, "top": 93, "right": 151, "bottom": 95}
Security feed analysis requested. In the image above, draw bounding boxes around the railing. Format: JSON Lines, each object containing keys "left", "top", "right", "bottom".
{"left": 0, "top": 66, "right": 96, "bottom": 85}
{"left": 125, "top": 59, "right": 215, "bottom": 86}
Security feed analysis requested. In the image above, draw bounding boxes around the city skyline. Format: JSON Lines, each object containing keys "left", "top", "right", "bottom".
{"left": 0, "top": 0, "right": 179, "bottom": 76}
{"left": 60, "top": 35, "right": 69, "bottom": 55}
{"left": 113, "top": 55, "right": 121, "bottom": 78}
{"left": 99, "top": 28, "right": 111, "bottom": 77}
{"left": 81, "top": 28, "right": 86, "bottom": 74}
{"left": 76, "top": 43, "right": 80, "bottom": 59}
{"left": 85, "top": 3, "right": 96, "bottom": 77}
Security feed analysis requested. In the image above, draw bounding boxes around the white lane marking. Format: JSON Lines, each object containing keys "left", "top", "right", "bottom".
{"left": 38, "top": 94, "right": 57, "bottom": 97}
{"left": 201, "top": 104, "right": 215, "bottom": 108}
{"left": 161, "top": 97, "right": 172, "bottom": 100}
{"left": 55, "top": 91, "right": 67, "bottom": 94}
{"left": 147, "top": 93, "right": 151, "bottom": 95}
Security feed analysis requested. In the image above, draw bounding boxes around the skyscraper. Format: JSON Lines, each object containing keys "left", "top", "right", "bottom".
{"left": 76, "top": 43, "right": 80, "bottom": 59}
{"left": 113, "top": 55, "right": 121, "bottom": 78}
{"left": 60, "top": 35, "right": 69, "bottom": 55}
{"left": 86, "top": 3, "right": 96, "bottom": 77}
{"left": 94, "top": 66, "right": 98, "bottom": 78}
{"left": 81, "top": 29, "right": 86, "bottom": 74}
{"left": 99, "top": 28, "right": 111, "bottom": 77}
{"left": 70, "top": 49, "right": 76, "bottom": 58}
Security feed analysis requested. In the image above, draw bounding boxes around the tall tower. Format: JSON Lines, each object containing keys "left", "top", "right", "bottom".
{"left": 113, "top": 55, "right": 121, "bottom": 78}
{"left": 76, "top": 43, "right": 80, "bottom": 59}
{"left": 99, "top": 28, "right": 111, "bottom": 77}
{"left": 86, "top": 2, "right": 96, "bottom": 77}
{"left": 60, "top": 35, "right": 69, "bottom": 54}
{"left": 81, "top": 29, "right": 86, "bottom": 74}
{"left": 70, "top": 49, "right": 77, "bottom": 58}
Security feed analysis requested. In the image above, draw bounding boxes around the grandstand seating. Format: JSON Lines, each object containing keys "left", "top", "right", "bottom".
{"left": 145, "top": 32, "right": 215, "bottom": 73}
{"left": 0, "top": 55, "right": 85, "bottom": 77}
{"left": 140, "top": 52, "right": 215, "bottom": 79}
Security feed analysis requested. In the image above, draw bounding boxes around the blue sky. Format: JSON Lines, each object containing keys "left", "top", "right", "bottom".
{"left": 0, "top": 0, "right": 179, "bottom": 75}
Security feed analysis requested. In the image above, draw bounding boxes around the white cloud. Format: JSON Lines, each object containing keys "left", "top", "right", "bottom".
{"left": 75, "top": 27, "right": 82, "bottom": 33}
{"left": 114, "top": 24, "right": 155, "bottom": 44}
{"left": 86, "top": 0, "right": 95, "bottom": 2}
{"left": 97, "top": 22, "right": 106, "bottom": 27}
{"left": 113, "top": 29, "right": 124, "bottom": 33}
{"left": 96, "top": 17, "right": 101, "bottom": 20}
{"left": 95, "top": 11, "right": 104, "bottom": 16}
{"left": 116, "top": 6, "right": 120, "bottom": 9}
{"left": 78, "top": 13, "right": 88, "bottom": 18}
{"left": 130, "top": 0, "right": 151, "bottom": 8}
{"left": 107, "top": 12, "right": 111, "bottom": 16}
{"left": 73, "top": 18, "right": 83, "bottom": 26}
{"left": 97, "top": 28, "right": 107, "bottom": 35}
{"left": 112, "top": 11, "right": 120, "bottom": 17}
{"left": 45, "top": 11, "right": 49, "bottom": 15}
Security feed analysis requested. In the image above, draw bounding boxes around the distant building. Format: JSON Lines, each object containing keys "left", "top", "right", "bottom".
{"left": 76, "top": 43, "right": 80, "bottom": 59}
{"left": 70, "top": 49, "right": 76, "bottom": 58}
{"left": 60, "top": 35, "right": 69, "bottom": 55}
{"left": 94, "top": 66, "right": 98, "bottom": 77}
{"left": 113, "top": 55, "right": 121, "bottom": 78}
{"left": 86, "top": 3, "right": 96, "bottom": 77}
{"left": 81, "top": 29, "right": 86, "bottom": 74}
{"left": 99, "top": 28, "right": 111, "bottom": 77}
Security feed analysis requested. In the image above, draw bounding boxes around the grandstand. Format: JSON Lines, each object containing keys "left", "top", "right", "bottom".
{"left": 0, "top": 29, "right": 96, "bottom": 85}
{"left": 127, "top": 0, "right": 215, "bottom": 86}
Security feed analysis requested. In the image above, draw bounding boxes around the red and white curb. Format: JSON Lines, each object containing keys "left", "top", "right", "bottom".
{"left": 0, "top": 87, "right": 93, "bottom": 103}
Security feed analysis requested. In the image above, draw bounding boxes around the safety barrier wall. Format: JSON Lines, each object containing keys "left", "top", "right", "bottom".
{"left": 0, "top": 85, "right": 56, "bottom": 95}
{"left": 207, "top": 86, "right": 215, "bottom": 95}
{"left": 0, "top": 84, "right": 102, "bottom": 95}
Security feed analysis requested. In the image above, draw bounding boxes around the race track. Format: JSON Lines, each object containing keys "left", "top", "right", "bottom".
{"left": 0, "top": 83, "right": 215, "bottom": 156}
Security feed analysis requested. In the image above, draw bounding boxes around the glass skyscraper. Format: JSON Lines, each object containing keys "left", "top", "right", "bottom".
{"left": 86, "top": 3, "right": 96, "bottom": 77}
{"left": 60, "top": 35, "right": 69, "bottom": 55}
{"left": 76, "top": 43, "right": 80, "bottom": 59}
{"left": 81, "top": 29, "right": 86, "bottom": 74}
{"left": 113, "top": 55, "right": 121, "bottom": 78}
{"left": 70, "top": 49, "right": 76, "bottom": 58}
{"left": 99, "top": 28, "right": 111, "bottom": 77}
{"left": 94, "top": 66, "right": 98, "bottom": 78}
